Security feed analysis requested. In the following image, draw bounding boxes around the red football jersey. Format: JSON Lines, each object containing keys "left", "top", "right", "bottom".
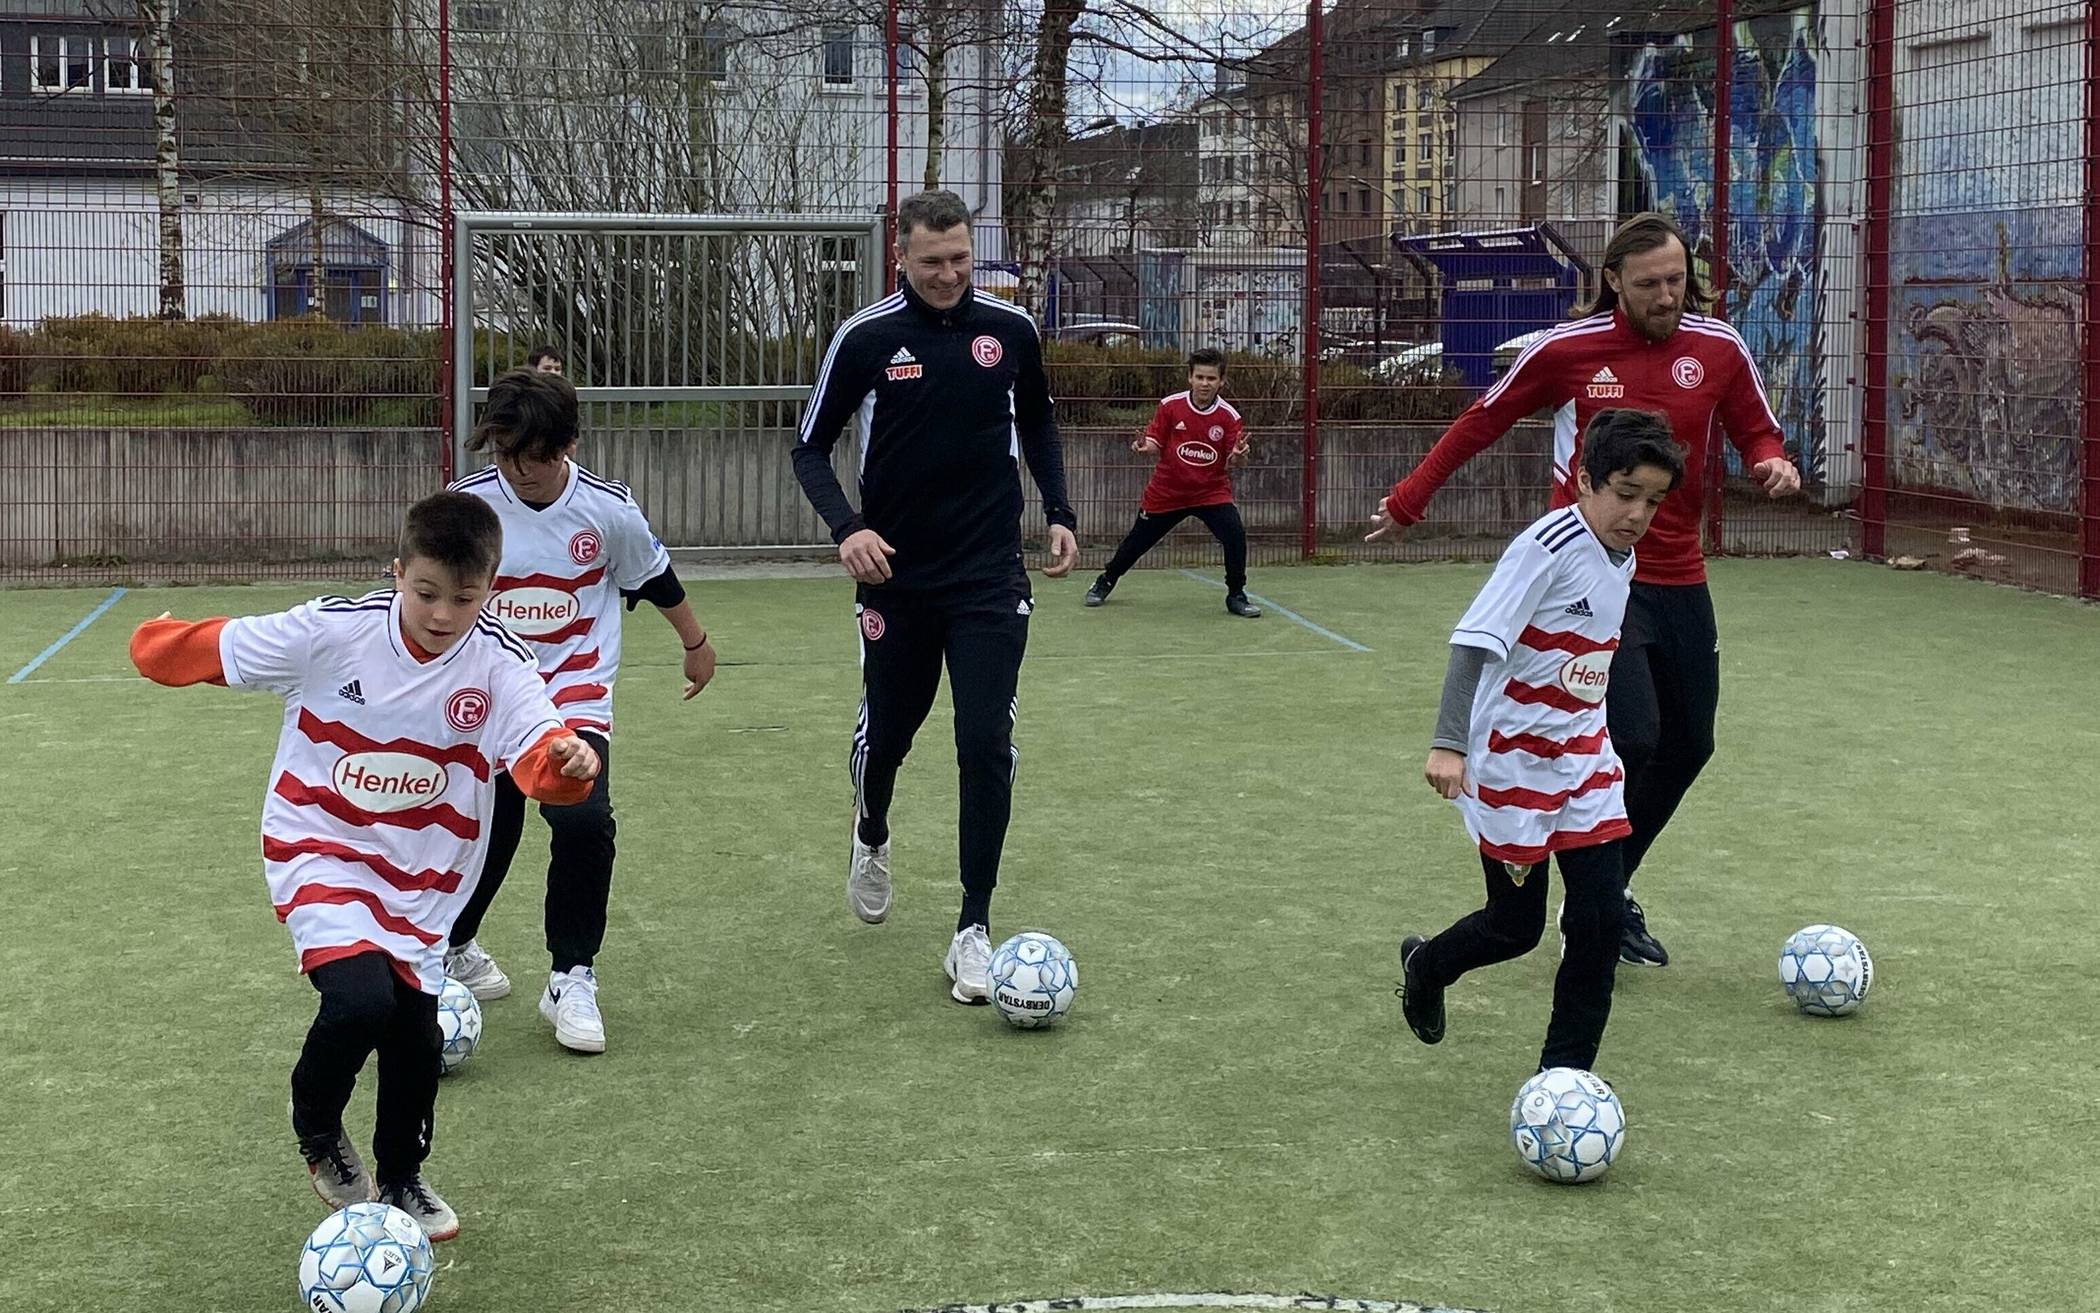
{"left": 1140, "top": 392, "right": 1244, "bottom": 513}
{"left": 1382, "top": 307, "right": 1787, "bottom": 585}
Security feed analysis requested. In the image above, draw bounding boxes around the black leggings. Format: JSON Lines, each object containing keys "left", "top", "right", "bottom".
{"left": 1411, "top": 842, "right": 1628, "bottom": 1072}
{"left": 1596, "top": 582, "right": 1720, "bottom": 883}
{"left": 290, "top": 952, "right": 440, "bottom": 1182}
{"left": 1101, "top": 503, "right": 1249, "bottom": 592}
{"left": 448, "top": 731, "right": 615, "bottom": 974}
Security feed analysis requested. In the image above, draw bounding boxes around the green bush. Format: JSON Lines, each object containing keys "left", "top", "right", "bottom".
{"left": 216, "top": 320, "right": 438, "bottom": 427}
{"left": 1044, "top": 341, "right": 1471, "bottom": 427}
{"left": 33, "top": 314, "right": 246, "bottom": 396}
{"left": 0, "top": 325, "right": 33, "bottom": 397}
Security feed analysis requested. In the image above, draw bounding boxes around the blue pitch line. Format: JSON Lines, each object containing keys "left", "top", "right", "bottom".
{"left": 1176, "top": 570, "right": 1371, "bottom": 653}
{"left": 8, "top": 587, "right": 129, "bottom": 684}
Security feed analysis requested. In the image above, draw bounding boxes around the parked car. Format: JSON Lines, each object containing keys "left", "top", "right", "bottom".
{"left": 1367, "top": 329, "right": 1553, "bottom": 385}
{"left": 1047, "top": 320, "right": 1144, "bottom": 349}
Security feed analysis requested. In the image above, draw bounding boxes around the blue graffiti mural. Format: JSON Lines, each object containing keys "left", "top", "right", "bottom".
{"left": 1620, "top": 12, "right": 1824, "bottom": 480}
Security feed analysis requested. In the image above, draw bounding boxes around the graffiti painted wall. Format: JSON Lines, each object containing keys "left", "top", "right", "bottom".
{"left": 1882, "top": 13, "right": 2084, "bottom": 517}
{"left": 1618, "top": 8, "right": 1826, "bottom": 481}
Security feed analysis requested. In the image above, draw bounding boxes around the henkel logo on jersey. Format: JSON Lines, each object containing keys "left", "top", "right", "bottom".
{"left": 569, "top": 530, "right": 601, "bottom": 566}
{"left": 971, "top": 335, "right": 1003, "bottom": 368}
{"left": 488, "top": 587, "right": 583, "bottom": 637}
{"left": 1175, "top": 441, "right": 1220, "bottom": 466}
{"left": 1558, "top": 649, "right": 1615, "bottom": 703}
{"left": 1672, "top": 357, "right": 1706, "bottom": 389}
{"left": 331, "top": 752, "right": 449, "bottom": 812}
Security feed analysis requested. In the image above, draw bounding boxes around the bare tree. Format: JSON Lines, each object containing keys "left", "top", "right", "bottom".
{"left": 138, "top": 0, "right": 186, "bottom": 318}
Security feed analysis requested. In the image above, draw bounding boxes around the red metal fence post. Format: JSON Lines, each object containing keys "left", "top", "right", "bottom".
{"left": 436, "top": 0, "right": 455, "bottom": 482}
{"left": 884, "top": 0, "right": 900, "bottom": 296}
{"left": 1707, "top": 0, "right": 1733, "bottom": 555}
{"left": 2083, "top": 0, "right": 2100, "bottom": 598}
{"left": 1301, "top": 0, "right": 1323, "bottom": 560}
{"left": 1860, "top": 0, "right": 1895, "bottom": 561}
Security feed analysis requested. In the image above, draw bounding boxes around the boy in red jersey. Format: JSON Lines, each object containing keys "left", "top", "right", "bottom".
{"left": 129, "top": 492, "right": 600, "bottom": 1240}
{"left": 1084, "top": 348, "right": 1262, "bottom": 618}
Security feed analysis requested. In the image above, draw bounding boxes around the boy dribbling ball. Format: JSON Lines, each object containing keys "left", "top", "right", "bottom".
{"left": 1395, "top": 410, "right": 1685, "bottom": 1077}
{"left": 129, "top": 492, "right": 600, "bottom": 1240}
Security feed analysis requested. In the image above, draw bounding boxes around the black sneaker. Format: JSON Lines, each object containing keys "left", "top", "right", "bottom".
{"left": 377, "top": 1174, "right": 460, "bottom": 1242}
{"left": 1619, "top": 895, "right": 1669, "bottom": 968}
{"left": 1225, "top": 591, "right": 1263, "bottom": 618}
{"left": 1396, "top": 934, "right": 1445, "bottom": 1045}
{"left": 1083, "top": 576, "right": 1114, "bottom": 607}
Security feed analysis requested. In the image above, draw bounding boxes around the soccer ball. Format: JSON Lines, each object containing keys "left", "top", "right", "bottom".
{"left": 1510, "top": 1067, "right": 1625, "bottom": 1184}
{"left": 988, "top": 932, "right": 1077, "bottom": 1028}
{"left": 436, "top": 976, "right": 482, "bottom": 1074}
{"left": 297, "top": 1202, "right": 435, "bottom": 1313}
{"left": 1779, "top": 924, "right": 1873, "bottom": 1017}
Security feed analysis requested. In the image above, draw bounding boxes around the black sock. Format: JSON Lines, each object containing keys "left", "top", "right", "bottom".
{"left": 958, "top": 897, "right": 991, "bottom": 935}
{"left": 858, "top": 815, "right": 889, "bottom": 846}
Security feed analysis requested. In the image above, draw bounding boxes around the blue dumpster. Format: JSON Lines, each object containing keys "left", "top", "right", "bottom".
{"left": 1394, "top": 226, "right": 1590, "bottom": 389}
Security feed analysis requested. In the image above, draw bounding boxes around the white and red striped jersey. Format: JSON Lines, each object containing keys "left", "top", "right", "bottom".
{"left": 450, "top": 461, "right": 671, "bottom": 737}
{"left": 219, "top": 591, "right": 568, "bottom": 991}
{"left": 1449, "top": 506, "right": 1636, "bottom": 866}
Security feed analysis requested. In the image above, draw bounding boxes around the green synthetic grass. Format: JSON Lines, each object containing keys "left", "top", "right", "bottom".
{"left": 5, "top": 561, "right": 2098, "bottom": 1313}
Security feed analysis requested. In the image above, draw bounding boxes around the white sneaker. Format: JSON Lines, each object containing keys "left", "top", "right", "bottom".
{"left": 943, "top": 925, "right": 992, "bottom": 1005}
{"left": 444, "top": 939, "right": 511, "bottom": 1001}
{"left": 847, "top": 824, "right": 892, "bottom": 924}
{"left": 538, "top": 966, "right": 606, "bottom": 1053}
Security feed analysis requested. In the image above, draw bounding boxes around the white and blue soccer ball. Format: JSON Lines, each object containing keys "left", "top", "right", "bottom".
{"left": 436, "top": 976, "right": 482, "bottom": 1074}
{"left": 297, "top": 1201, "right": 435, "bottom": 1313}
{"left": 1779, "top": 924, "right": 1873, "bottom": 1017}
{"left": 1510, "top": 1067, "right": 1625, "bottom": 1184}
{"left": 989, "top": 932, "right": 1077, "bottom": 1028}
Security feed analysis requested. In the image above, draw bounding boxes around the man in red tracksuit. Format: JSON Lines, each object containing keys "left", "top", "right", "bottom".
{"left": 1370, "top": 211, "right": 1802, "bottom": 969}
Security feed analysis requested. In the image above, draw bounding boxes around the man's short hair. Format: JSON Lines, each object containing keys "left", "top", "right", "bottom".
{"left": 399, "top": 491, "right": 503, "bottom": 583}
{"left": 1580, "top": 408, "right": 1686, "bottom": 491}
{"left": 527, "top": 344, "right": 563, "bottom": 369}
{"left": 470, "top": 368, "right": 580, "bottom": 463}
{"left": 896, "top": 190, "right": 972, "bottom": 248}
{"left": 1188, "top": 347, "right": 1226, "bottom": 373}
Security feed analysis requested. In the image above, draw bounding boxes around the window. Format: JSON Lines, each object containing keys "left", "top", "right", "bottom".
{"left": 32, "top": 36, "right": 96, "bottom": 93}
{"left": 1357, "top": 140, "right": 1372, "bottom": 167}
{"left": 1357, "top": 188, "right": 1372, "bottom": 214}
{"left": 1417, "top": 85, "right": 1434, "bottom": 110}
{"left": 1423, "top": 28, "right": 1437, "bottom": 56}
{"left": 459, "top": 1, "right": 510, "bottom": 30}
{"left": 1223, "top": 155, "right": 1235, "bottom": 181}
{"left": 1417, "top": 130, "right": 1434, "bottom": 159}
{"left": 695, "top": 20, "right": 732, "bottom": 81}
{"left": 821, "top": 27, "right": 854, "bottom": 85}
{"left": 0, "top": 213, "right": 7, "bottom": 321}
{"left": 106, "top": 38, "right": 150, "bottom": 94}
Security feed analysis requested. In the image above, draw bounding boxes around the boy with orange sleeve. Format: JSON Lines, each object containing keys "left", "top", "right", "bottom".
{"left": 129, "top": 491, "right": 599, "bottom": 1240}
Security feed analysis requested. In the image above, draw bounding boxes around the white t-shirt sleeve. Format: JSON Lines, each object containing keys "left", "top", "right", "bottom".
{"left": 218, "top": 601, "right": 323, "bottom": 694}
{"left": 1450, "top": 536, "right": 1557, "bottom": 660}
{"left": 609, "top": 500, "right": 672, "bottom": 592}
{"left": 482, "top": 647, "right": 567, "bottom": 773}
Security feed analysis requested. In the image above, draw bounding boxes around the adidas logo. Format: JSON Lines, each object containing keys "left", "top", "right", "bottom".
{"left": 1591, "top": 367, "right": 1619, "bottom": 384}
{"left": 889, "top": 347, "right": 917, "bottom": 365}
{"left": 1173, "top": 421, "right": 1187, "bottom": 431}
{"left": 336, "top": 679, "right": 366, "bottom": 705}
{"left": 1563, "top": 598, "right": 1594, "bottom": 618}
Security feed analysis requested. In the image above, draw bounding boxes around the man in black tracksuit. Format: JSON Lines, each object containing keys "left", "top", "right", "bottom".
{"left": 792, "top": 189, "right": 1078, "bottom": 1006}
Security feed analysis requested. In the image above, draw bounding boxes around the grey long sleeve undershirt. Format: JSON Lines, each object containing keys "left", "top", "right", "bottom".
{"left": 1432, "top": 645, "right": 1491, "bottom": 753}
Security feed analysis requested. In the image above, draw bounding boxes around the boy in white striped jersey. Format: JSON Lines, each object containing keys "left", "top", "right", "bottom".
{"left": 445, "top": 369, "right": 716, "bottom": 1053}
{"left": 1396, "top": 410, "right": 1684, "bottom": 1075}
{"left": 130, "top": 492, "right": 601, "bottom": 1238}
